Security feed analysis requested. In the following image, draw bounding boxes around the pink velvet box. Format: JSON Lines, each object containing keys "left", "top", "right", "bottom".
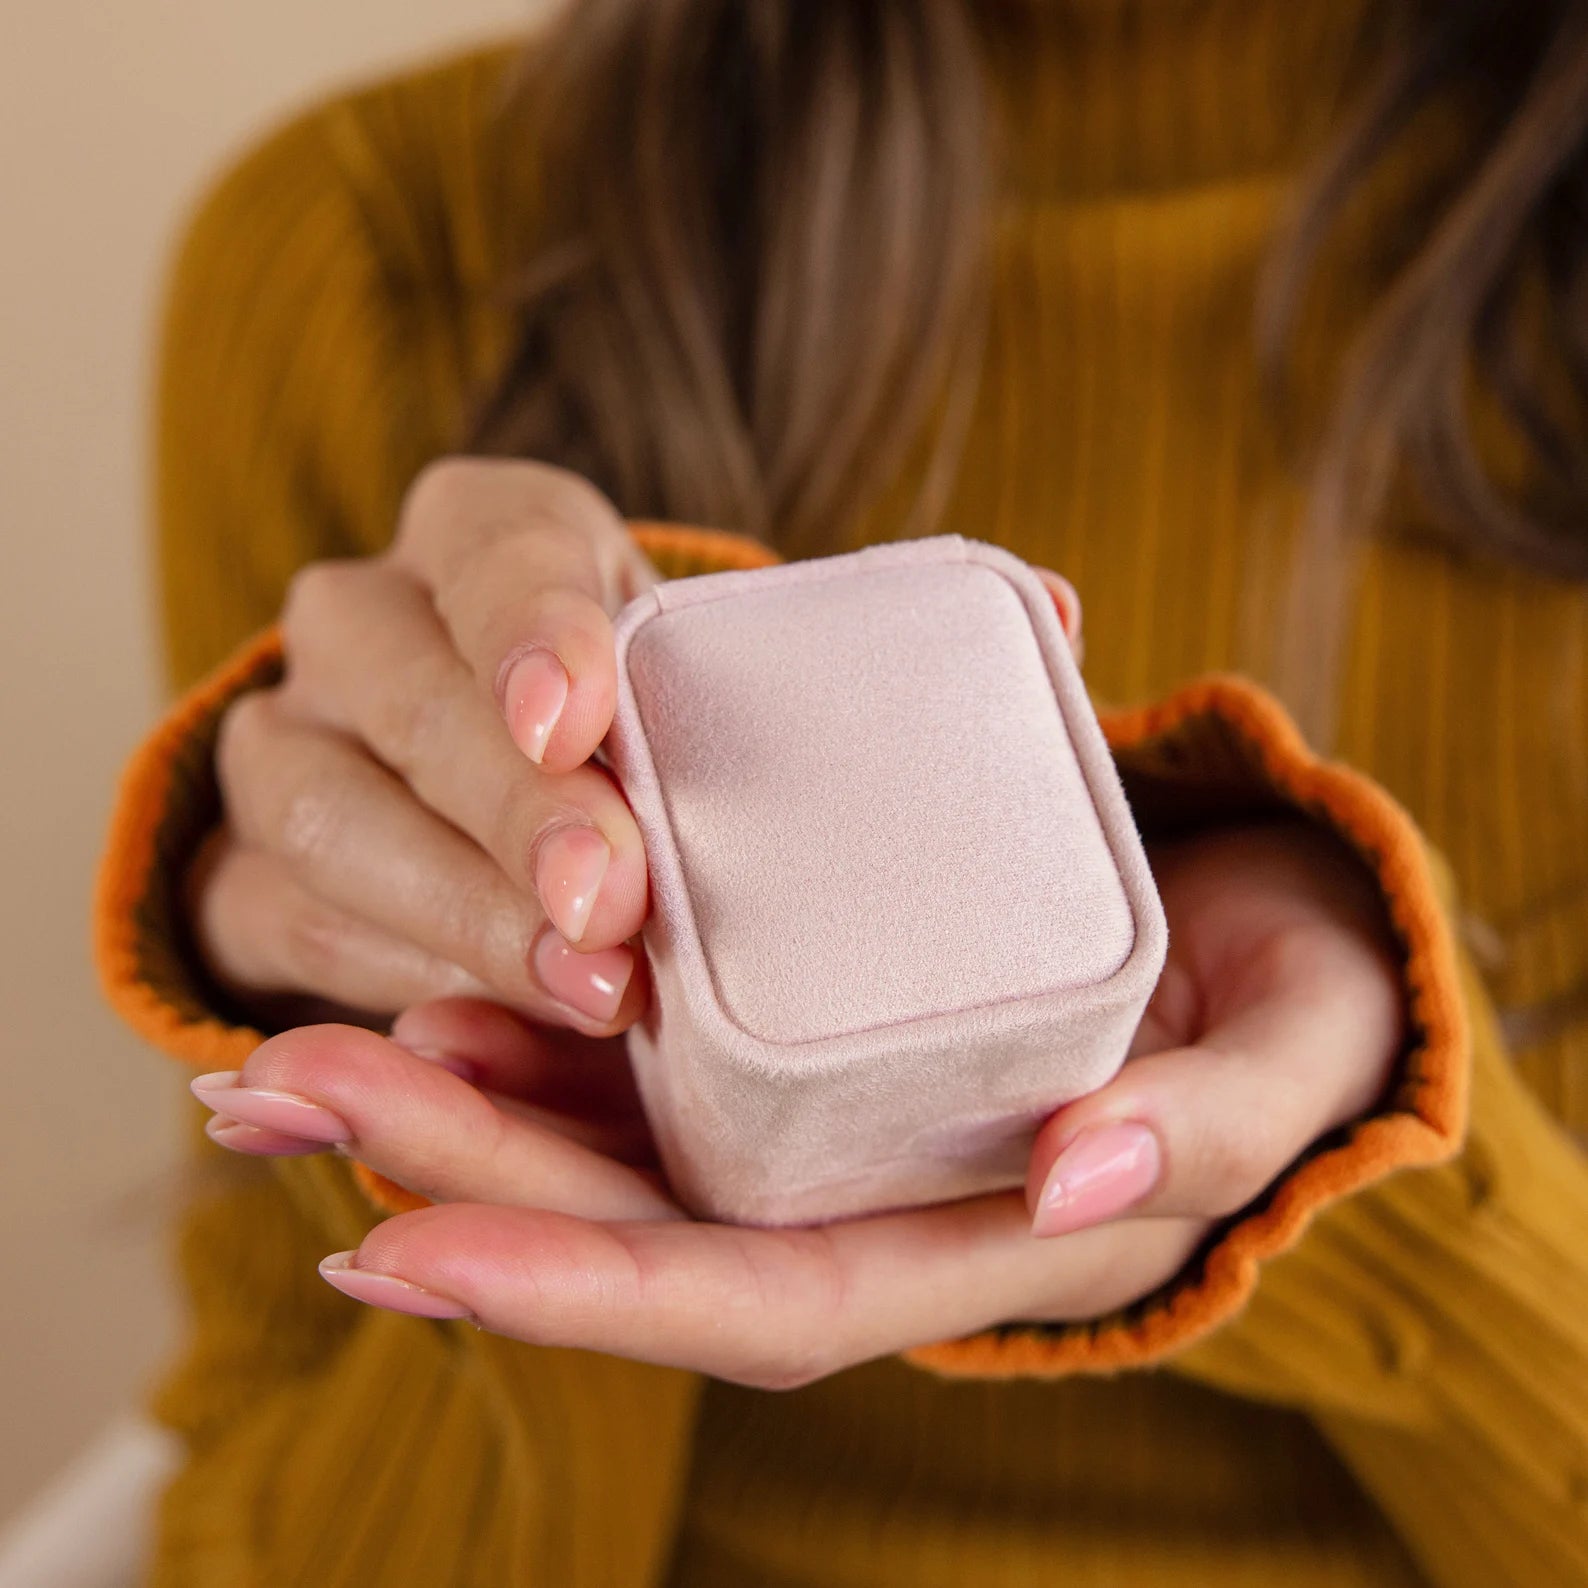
{"left": 600, "top": 535, "right": 1168, "bottom": 1227}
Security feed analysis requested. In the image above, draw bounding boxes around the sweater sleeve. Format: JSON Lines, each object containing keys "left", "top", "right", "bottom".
{"left": 1171, "top": 942, "right": 1588, "bottom": 1588}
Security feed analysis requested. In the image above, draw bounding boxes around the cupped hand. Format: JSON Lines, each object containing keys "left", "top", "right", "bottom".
{"left": 190, "top": 816, "right": 1404, "bottom": 1391}
{"left": 188, "top": 458, "right": 659, "bottom": 1035}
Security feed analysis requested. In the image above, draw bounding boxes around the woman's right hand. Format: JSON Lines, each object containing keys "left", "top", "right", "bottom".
{"left": 187, "top": 457, "right": 657, "bottom": 1036}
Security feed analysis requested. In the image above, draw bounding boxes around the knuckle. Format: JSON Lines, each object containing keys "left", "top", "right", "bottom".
{"left": 428, "top": 1096, "right": 520, "bottom": 1200}
{"left": 400, "top": 455, "right": 622, "bottom": 559}
{"left": 280, "top": 558, "right": 361, "bottom": 646}
{"left": 273, "top": 784, "right": 346, "bottom": 872}
{"left": 730, "top": 1233, "right": 847, "bottom": 1392}
{"left": 521, "top": 464, "right": 623, "bottom": 539}
{"left": 398, "top": 455, "right": 483, "bottom": 545}
{"left": 215, "top": 696, "right": 350, "bottom": 867}
{"left": 441, "top": 873, "right": 529, "bottom": 987}
{"left": 363, "top": 660, "right": 454, "bottom": 775}
{"left": 277, "top": 900, "right": 356, "bottom": 995}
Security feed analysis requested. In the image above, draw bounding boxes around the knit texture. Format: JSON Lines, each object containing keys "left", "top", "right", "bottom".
{"left": 101, "top": 18, "right": 1588, "bottom": 1587}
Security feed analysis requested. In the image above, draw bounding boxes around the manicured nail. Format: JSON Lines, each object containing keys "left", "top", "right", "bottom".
{"left": 502, "top": 647, "right": 569, "bottom": 764}
{"left": 189, "top": 1070, "right": 352, "bottom": 1144}
{"left": 535, "top": 825, "right": 611, "bottom": 943}
{"left": 532, "top": 930, "right": 633, "bottom": 1025}
{"left": 204, "top": 1114, "right": 326, "bottom": 1156}
{"left": 1030, "top": 1122, "right": 1160, "bottom": 1238}
{"left": 318, "top": 1250, "right": 473, "bottom": 1320}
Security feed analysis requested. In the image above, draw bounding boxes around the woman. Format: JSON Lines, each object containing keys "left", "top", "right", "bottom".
{"left": 96, "top": 1, "right": 1588, "bottom": 1583}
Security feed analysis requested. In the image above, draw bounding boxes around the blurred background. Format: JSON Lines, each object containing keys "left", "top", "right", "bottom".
{"left": 0, "top": 0, "right": 530, "bottom": 1534}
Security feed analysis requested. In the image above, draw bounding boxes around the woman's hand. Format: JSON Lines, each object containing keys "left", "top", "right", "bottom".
{"left": 189, "top": 464, "right": 1080, "bottom": 1038}
{"left": 188, "top": 817, "right": 1405, "bottom": 1390}
{"left": 188, "top": 458, "right": 658, "bottom": 1035}
{"left": 1024, "top": 818, "right": 1405, "bottom": 1238}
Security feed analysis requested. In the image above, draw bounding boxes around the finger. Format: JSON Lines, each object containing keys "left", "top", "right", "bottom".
{"left": 217, "top": 693, "right": 646, "bottom": 1035}
{"left": 387, "top": 458, "right": 652, "bottom": 772}
{"left": 1031, "top": 564, "right": 1084, "bottom": 661}
{"left": 203, "top": 1079, "right": 651, "bottom": 1167}
{"left": 390, "top": 998, "right": 656, "bottom": 1167}
{"left": 278, "top": 557, "right": 646, "bottom": 950}
{"left": 390, "top": 999, "right": 645, "bottom": 1120}
{"left": 489, "top": 1093, "right": 660, "bottom": 1170}
{"left": 189, "top": 1024, "right": 678, "bottom": 1219}
{"left": 1026, "top": 928, "right": 1404, "bottom": 1234}
{"left": 189, "top": 831, "right": 492, "bottom": 1019}
{"left": 321, "top": 1194, "right": 1208, "bottom": 1390}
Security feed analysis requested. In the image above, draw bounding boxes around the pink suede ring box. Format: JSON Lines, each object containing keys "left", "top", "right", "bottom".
{"left": 601, "top": 534, "right": 1167, "bottom": 1227}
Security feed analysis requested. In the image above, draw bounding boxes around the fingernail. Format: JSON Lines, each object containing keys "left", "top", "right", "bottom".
{"left": 502, "top": 647, "right": 569, "bottom": 764}
{"left": 204, "top": 1114, "right": 326, "bottom": 1156}
{"left": 1031, "top": 1122, "right": 1160, "bottom": 1238}
{"left": 535, "top": 825, "right": 611, "bottom": 943}
{"left": 189, "top": 1070, "right": 352, "bottom": 1144}
{"left": 318, "top": 1250, "right": 474, "bottom": 1321}
{"left": 532, "top": 930, "right": 633, "bottom": 1025}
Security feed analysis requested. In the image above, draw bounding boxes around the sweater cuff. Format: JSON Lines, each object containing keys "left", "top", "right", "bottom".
{"left": 94, "top": 625, "right": 283, "bottom": 1071}
{"left": 900, "top": 675, "right": 1471, "bottom": 1380}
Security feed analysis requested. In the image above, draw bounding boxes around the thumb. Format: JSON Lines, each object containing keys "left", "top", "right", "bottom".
{"left": 1024, "top": 967, "right": 1398, "bottom": 1237}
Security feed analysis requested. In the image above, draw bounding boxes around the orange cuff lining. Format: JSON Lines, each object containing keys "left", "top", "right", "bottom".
{"left": 94, "top": 525, "right": 1471, "bottom": 1381}
{"left": 94, "top": 624, "right": 282, "bottom": 1073}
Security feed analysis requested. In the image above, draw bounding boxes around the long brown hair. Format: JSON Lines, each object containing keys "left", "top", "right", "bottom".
{"left": 469, "top": 0, "right": 1588, "bottom": 715}
{"left": 469, "top": 0, "right": 992, "bottom": 562}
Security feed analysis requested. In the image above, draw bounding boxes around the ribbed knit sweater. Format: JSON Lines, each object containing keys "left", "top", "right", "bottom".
{"left": 96, "top": 15, "right": 1588, "bottom": 1586}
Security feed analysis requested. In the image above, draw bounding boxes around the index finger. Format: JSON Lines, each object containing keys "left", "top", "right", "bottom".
{"left": 389, "top": 457, "right": 656, "bottom": 772}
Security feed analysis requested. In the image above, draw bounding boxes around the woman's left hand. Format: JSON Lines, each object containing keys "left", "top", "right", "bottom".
{"left": 189, "top": 818, "right": 1405, "bottom": 1390}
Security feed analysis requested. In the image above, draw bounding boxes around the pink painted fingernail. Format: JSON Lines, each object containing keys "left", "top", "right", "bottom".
{"left": 535, "top": 825, "right": 611, "bottom": 943}
{"left": 204, "top": 1114, "right": 327, "bottom": 1156}
{"left": 1030, "top": 1122, "right": 1161, "bottom": 1238}
{"left": 189, "top": 1070, "right": 352, "bottom": 1144}
{"left": 318, "top": 1250, "right": 473, "bottom": 1320}
{"left": 532, "top": 930, "right": 633, "bottom": 1024}
{"left": 502, "top": 647, "right": 569, "bottom": 764}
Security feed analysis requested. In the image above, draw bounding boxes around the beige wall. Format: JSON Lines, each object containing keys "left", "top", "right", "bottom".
{"left": 0, "top": 0, "right": 530, "bottom": 1525}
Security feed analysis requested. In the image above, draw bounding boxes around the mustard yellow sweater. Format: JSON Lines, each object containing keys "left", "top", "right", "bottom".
{"left": 97, "top": 12, "right": 1588, "bottom": 1587}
